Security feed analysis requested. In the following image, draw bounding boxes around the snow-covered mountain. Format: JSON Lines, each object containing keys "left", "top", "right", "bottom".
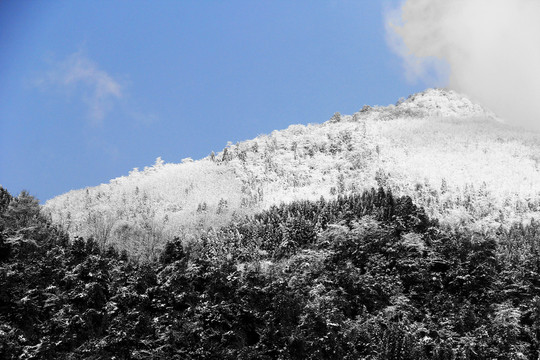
{"left": 44, "top": 88, "right": 540, "bottom": 260}
{"left": 357, "top": 88, "right": 496, "bottom": 120}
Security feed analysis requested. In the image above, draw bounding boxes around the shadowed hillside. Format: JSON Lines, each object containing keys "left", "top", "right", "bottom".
{"left": 5, "top": 186, "right": 540, "bottom": 358}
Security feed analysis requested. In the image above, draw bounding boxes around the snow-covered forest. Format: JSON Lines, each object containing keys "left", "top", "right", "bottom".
{"left": 3, "top": 185, "right": 540, "bottom": 358}
{"left": 44, "top": 89, "right": 540, "bottom": 260}
{"left": 5, "top": 89, "right": 540, "bottom": 358}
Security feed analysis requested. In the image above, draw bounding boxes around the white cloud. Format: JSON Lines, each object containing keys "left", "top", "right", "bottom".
{"left": 384, "top": 3, "right": 449, "bottom": 86}
{"left": 40, "top": 51, "right": 123, "bottom": 124}
{"left": 385, "top": 0, "right": 540, "bottom": 128}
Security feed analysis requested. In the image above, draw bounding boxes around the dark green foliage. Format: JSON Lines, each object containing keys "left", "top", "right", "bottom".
{"left": 2, "top": 186, "right": 540, "bottom": 358}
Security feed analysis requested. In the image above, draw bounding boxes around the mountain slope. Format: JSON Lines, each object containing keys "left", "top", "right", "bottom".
{"left": 44, "top": 88, "right": 540, "bottom": 259}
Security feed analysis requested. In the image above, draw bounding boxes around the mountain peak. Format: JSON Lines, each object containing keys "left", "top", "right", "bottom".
{"left": 352, "top": 88, "right": 497, "bottom": 123}
{"left": 396, "top": 88, "right": 496, "bottom": 119}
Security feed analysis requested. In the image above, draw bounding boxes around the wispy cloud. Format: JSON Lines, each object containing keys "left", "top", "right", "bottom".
{"left": 38, "top": 51, "right": 123, "bottom": 124}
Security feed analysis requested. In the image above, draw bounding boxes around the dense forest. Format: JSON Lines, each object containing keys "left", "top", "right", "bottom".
{"left": 3, "top": 185, "right": 540, "bottom": 359}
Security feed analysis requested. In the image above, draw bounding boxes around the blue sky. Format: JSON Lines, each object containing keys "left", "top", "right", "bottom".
{"left": 0, "top": 1, "right": 429, "bottom": 202}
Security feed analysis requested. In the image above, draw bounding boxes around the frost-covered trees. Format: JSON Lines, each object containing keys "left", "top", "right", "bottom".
{"left": 45, "top": 89, "right": 540, "bottom": 259}
{"left": 330, "top": 111, "right": 342, "bottom": 123}
{"left": 6, "top": 186, "right": 540, "bottom": 358}
{"left": 2, "top": 190, "right": 41, "bottom": 229}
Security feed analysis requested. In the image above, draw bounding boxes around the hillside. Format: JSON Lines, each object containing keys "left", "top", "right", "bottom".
{"left": 44, "top": 88, "right": 540, "bottom": 260}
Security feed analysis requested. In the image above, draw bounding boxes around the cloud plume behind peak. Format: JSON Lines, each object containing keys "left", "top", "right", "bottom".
{"left": 386, "top": 0, "right": 540, "bottom": 128}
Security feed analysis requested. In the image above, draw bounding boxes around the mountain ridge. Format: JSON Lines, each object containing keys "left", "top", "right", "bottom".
{"left": 44, "top": 88, "right": 540, "bottom": 260}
